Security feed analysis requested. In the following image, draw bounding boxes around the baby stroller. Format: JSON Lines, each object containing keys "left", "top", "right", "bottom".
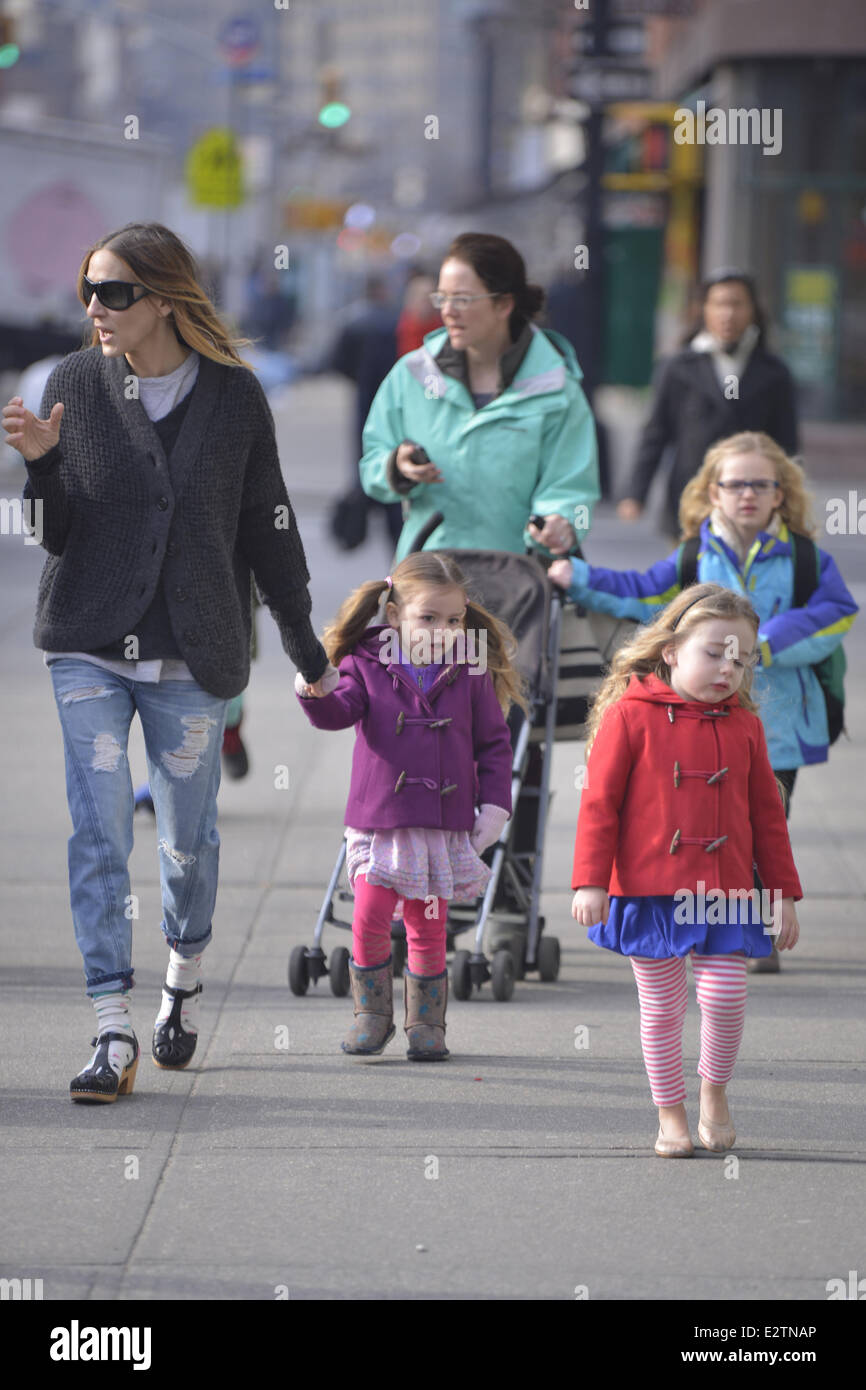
{"left": 288, "top": 531, "right": 634, "bottom": 1003}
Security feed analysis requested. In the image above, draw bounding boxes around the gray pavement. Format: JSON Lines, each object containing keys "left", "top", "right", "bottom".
{"left": 1, "top": 375, "right": 865, "bottom": 1304}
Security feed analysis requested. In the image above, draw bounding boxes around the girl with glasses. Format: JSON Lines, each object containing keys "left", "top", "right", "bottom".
{"left": 2, "top": 221, "right": 329, "bottom": 1102}
{"left": 550, "top": 432, "right": 857, "bottom": 972}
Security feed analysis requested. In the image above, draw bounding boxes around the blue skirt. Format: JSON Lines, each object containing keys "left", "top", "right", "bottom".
{"left": 588, "top": 894, "right": 775, "bottom": 959}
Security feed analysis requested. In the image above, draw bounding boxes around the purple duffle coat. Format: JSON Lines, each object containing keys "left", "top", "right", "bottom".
{"left": 296, "top": 625, "right": 513, "bottom": 830}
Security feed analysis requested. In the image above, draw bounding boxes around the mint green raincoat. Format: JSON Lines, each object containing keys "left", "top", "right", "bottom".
{"left": 359, "top": 324, "right": 600, "bottom": 561}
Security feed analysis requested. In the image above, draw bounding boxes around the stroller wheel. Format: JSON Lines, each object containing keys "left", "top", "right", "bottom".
{"left": 537, "top": 934, "right": 561, "bottom": 983}
{"left": 451, "top": 950, "right": 472, "bottom": 1001}
{"left": 491, "top": 949, "right": 515, "bottom": 1002}
{"left": 329, "top": 946, "right": 351, "bottom": 997}
{"left": 289, "top": 945, "right": 310, "bottom": 996}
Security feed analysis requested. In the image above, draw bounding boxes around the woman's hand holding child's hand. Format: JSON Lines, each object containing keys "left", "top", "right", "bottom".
{"left": 295, "top": 664, "right": 340, "bottom": 699}
{"left": 771, "top": 897, "right": 799, "bottom": 951}
{"left": 547, "top": 559, "right": 573, "bottom": 590}
{"left": 572, "top": 886, "right": 609, "bottom": 926}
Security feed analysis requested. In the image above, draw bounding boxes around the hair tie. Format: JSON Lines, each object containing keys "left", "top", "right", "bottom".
{"left": 384, "top": 575, "right": 393, "bottom": 589}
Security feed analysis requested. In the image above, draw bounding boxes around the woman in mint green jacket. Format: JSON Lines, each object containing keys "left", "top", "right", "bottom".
{"left": 360, "top": 233, "right": 600, "bottom": 562}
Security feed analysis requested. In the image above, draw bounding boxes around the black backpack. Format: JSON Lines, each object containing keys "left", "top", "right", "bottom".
{"left": 677, "top": 533, "right": 846, "bottom": 745}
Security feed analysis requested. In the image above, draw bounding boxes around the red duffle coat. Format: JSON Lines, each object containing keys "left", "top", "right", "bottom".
{"left": 572, "top": 674, "right": 803, "bottom": 900}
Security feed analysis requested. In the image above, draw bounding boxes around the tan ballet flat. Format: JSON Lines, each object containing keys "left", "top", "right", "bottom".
{"left": 698, "top": 1110, "right": 736, "bottom": 1152}
{"left": 654, "top": 1127, "right": 694, "bottom": 1158}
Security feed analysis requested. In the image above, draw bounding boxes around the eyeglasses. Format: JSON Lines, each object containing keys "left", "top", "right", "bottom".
{"left": 715, "top": 479, "right": 779, "bottom": 494}
{"left": 82, "top": 276, "right": 153, "bottom": 311}
{"left": 429, "top": 291, "right": 501, "bottom": 311}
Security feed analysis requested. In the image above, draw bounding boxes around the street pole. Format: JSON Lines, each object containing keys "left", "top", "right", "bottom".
{"left": 583, "top": 0, "right": 608, "bottom": 399}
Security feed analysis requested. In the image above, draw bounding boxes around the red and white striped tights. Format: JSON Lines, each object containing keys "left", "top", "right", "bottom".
{"left": 629, "top": 952, "right": 748, "bottom": 1106}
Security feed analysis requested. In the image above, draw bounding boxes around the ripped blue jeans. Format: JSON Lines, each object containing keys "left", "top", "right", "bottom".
{"left": 49, "top": 659, "right": 228, "bottom": 995}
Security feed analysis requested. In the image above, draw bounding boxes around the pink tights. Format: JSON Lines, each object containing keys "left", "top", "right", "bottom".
{"left": 351, "top": 873, "right": 447, "bottom": 975}
{"left": 629, "top": 952, "right": 748, "bottom": 1106}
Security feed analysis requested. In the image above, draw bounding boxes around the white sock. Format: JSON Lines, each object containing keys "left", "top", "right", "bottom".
{"left": 156, "top": 949, "right": 202, "bottom": 1034}
{"left": 90, "top": 991, "right": 136, "bottom": 1076}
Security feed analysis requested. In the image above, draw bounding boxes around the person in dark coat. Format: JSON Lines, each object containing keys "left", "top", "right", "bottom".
{"left": 326, "top": 275, "right": 403, "bottom": 548}
{"left": 2, "top": 221, "right": 328, "bottom": 1103}
{"left": 617, "top": 269, "right": 798, "bottom": 538}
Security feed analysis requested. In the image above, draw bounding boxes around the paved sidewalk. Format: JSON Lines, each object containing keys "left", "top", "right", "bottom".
{"left": 1, "top": 376, "right": 864, "bottom": 1302}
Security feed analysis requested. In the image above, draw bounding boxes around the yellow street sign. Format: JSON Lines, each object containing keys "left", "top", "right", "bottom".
{"left": 186, "top": 129, "right": 243, "bottom": 208}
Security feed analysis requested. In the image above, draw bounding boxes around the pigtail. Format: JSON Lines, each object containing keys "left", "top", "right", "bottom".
{"left": 323, "top": 580, "right": 391, "bottom": 667}
{"left": 465, "top": 598, "right": 529, "bottom": 716}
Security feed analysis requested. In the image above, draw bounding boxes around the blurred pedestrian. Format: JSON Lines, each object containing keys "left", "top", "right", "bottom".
{"left": 551, "top": 430, "right": 858, "bottom": 969}
{"left": 571, "top": 584, "right": 802, "bottom": 1157}
{"left": 360, "top": 231, "right": 600, "bottom": 561}
{"left": 395, "top": 267, "right": 441, "bottom": 359}
{"left": 327, "top": 274, "right": 403, "bottom": 549}
{"left": 617, "top": 268, "right": 798, "bottom": 538}
{"left": 295, "top": 552, "right": 519, "bottom": 1060}
{"left": 3, "top": 221, "right": 329, "bottom": 1102}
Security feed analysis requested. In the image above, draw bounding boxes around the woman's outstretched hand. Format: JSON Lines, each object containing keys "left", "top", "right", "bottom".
{"left": 2, "top": 396, "right": 64, "bottom": 461}
{"left": 528, "top": 513, "right": 575, "bottom": 556}
{"left": 572, "top": 886, "right": 609, "bottom": 926}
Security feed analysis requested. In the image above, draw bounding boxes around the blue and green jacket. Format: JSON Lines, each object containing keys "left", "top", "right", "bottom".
{"left": 360, "top": 323, "right": 599, "bottom": 561}
{"left": 563, "top": 517, "right": 857, "bottom": 768}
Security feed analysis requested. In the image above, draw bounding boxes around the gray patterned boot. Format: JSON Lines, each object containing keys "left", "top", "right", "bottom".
{"left": 404, "top": 968, "right": 450, "bottom": 1061}
{"left": 341, "top": 958, "right": 396, "bottom": 1055}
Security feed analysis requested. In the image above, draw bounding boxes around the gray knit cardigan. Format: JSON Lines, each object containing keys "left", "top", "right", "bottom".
{"left": 23, "top": 346, "right": 327, "bottom": 698}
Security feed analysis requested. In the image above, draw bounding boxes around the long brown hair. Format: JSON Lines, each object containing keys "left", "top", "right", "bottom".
{"left": 77, "top": 222, "right": 253, "bottom": 367}
{"left": 679, "top": 431, "right": 815, "bottom": 540}
{"left": 323, "top": 551, "right": 528, "bottom": 715}
{"left": 585, "top": 583, "right": 760, "bottom": 754}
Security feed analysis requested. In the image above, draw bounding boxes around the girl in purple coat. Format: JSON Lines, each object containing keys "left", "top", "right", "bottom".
{"left": 296, "top": 552, "right": 522, "bottom": 1059}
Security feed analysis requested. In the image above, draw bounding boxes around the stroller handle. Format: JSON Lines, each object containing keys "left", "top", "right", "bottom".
{"left": 407, "top": 510, "right": 445, "bottom": 553}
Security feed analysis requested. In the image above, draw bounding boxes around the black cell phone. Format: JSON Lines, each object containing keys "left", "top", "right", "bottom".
{"left": 409, "top": 444, "right": 430, "bottom": 466}
{"left": 529, "top": 513, "right": 546, "bottom": 530}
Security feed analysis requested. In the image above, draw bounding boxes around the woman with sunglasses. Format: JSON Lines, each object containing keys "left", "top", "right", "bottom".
{"left": 360, "top": 231, "right": 600, "bottom": 562}
{"left": 549, "top": 431, "right": 858, "bottom": 970}
{"left": 2, "top": 221, "right": 330, "bottom": 1101}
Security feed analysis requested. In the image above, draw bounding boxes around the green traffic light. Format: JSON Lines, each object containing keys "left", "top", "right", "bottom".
{"left": 318, "top": 102, "right": 351, "bottom": 129}
{"left": 0, "top": 43, "right": 20, "bottom": 68}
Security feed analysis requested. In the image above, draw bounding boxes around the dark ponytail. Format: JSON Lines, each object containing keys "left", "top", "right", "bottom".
{"left": 444, "top": 232, "right": 545, "bottom": 339}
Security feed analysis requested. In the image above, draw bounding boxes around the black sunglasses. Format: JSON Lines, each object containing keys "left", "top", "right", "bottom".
{"left": 82, "top": 275, "right": 153, "bottom": 311}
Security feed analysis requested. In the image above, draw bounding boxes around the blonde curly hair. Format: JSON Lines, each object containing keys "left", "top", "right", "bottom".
{"left": 678, "top": 432, "right": 815, "bottom": 540}
{"left": 585, "top": 583, "right": 761, "bottom": 754}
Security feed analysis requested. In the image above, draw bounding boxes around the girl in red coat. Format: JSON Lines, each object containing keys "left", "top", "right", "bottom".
{"left": 572, "top": 583, "right": 802, "bottom": 1157}
{"left": 297, "top": 552, "right": 521, "bottom": 1061}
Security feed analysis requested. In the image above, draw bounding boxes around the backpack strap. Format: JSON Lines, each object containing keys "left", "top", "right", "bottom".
{"left": 790, "top": 530, "right": 819, "bottom": 609}
{"left": 677, "top": 536, "right": 701, "bottom": 589}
